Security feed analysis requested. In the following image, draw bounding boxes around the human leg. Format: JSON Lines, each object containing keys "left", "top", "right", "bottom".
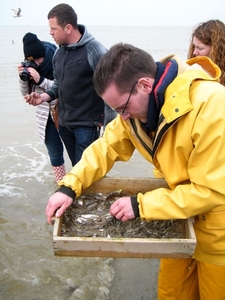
{"left": 158, "top": 258, "right": 199, "bottom": 300}
{"left": 45, "top": 115, "right": 65, "bottom": 182}
{"left": 72, "top": 126, "right": 99, "bottom": 165}
{"left": 197, "top": 261, "right": 225, "bottom": 300}
{"left": 58, "top": 125, "right": 76, "bottom": 166}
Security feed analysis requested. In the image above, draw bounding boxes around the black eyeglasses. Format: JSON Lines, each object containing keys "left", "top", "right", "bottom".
{"left": 114, "top": 82, "right": 138, "bottom": 115}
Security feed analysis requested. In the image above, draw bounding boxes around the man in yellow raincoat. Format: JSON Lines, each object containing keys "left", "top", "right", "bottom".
{"left": 44, "top": 43, "right": 225, "bottom": 299}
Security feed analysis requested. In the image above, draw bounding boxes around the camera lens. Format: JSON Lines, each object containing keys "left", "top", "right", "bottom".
{"left": 19, "top": 68, "right": 30, "bottom": 82}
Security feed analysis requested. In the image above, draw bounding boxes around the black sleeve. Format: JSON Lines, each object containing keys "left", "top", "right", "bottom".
{"left": 130, "top": 196, "right": 140, "bottom": 218}
{"left": 56, "top": 185, "right": 76, "bottom": 200}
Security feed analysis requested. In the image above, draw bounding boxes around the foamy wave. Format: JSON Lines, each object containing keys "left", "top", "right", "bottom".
{"left": 0, "top": 141, "right": 53, "bottom": 197}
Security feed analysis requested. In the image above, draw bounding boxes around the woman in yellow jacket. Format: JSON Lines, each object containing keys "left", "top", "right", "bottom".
{"left": 39, "top": 43, "right": 225, "bottom": 299}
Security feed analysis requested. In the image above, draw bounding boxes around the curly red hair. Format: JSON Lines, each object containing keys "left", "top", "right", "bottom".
{"left": 188, "top": 19, "right": 225, "bottom": 86}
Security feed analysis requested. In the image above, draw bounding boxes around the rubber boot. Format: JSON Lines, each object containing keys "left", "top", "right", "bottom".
{"left": 52, "top": 164, "right": 66, "bottom": 183}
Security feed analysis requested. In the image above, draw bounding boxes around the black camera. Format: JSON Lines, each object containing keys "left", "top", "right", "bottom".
{"left": 19, "top": 60, "right": 38, "bottom": 82}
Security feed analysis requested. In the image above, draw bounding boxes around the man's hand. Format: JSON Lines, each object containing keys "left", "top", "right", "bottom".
{"left": 110, "top": 197, "right": 135, "bottom": 221}
{"left": 46, "top": 192, "right": 73, "bottom": 225}
{"left": 24, "top": 92, "right": 43, "bottom": 106}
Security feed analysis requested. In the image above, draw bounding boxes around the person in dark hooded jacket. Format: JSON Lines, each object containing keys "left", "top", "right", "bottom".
{"left": 24, "top": 4, "right": 116, "bottom": 166}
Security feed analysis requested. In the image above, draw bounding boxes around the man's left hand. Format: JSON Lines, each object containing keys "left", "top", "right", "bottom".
{"left": 110, "top": 197, "right": 135, "bottom": 221}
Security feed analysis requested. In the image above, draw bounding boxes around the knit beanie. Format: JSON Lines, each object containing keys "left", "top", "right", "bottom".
{"left": 23, "top": 32, "right": 45, "bottom": 59}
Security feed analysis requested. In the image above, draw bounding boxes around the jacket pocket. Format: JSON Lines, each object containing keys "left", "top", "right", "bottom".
{"left": 194, "top": 205, "right": 225, "bottom": 253}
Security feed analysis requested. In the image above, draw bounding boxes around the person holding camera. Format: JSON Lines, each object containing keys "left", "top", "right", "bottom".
{"left": 18, "top": 32, "right": 66, "bottom": 183}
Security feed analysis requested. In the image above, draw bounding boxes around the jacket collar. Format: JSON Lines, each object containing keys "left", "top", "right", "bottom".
{"left": 162, "top": 55, "right": 221, "bottom": 123}
{"left": 146, "top": 60, "right": 178, "bottom": 132}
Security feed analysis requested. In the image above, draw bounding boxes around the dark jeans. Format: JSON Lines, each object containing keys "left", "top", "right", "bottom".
{"left": 59, "top": 125, "right": 99, "bottom": 166}
{"left": 45, "top": 114, "right": 64, "bottom": 167}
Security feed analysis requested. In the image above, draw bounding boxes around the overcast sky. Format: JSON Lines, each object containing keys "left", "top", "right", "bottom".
{"left": 0, "top": 0, "right": 225, "bottom": 26}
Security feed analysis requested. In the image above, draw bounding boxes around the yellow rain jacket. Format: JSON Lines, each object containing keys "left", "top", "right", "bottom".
{"left": 59, "top": 54, "right": 225, "bottom": 266}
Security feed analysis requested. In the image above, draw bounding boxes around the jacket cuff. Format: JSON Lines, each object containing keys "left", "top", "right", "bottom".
{"left": 37, "top": 76, "right": 44, "bottom": 85}
{"left": 56, "top": 186, "right": 76, "bottom": 200}
{"left": 130, "top": 196, "right": 139, "bottom": 218}
{"left": 46, "top": 90, "right": 55, "bottom": 102}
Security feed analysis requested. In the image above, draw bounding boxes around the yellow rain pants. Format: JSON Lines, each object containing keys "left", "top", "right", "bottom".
{"left": 158, "top": 258, "right": 225, "bottom": 300}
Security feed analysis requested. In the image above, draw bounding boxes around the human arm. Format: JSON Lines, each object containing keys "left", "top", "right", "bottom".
{"left": 18, "top": 64, "right": 54, "bottom": 104}
{"left": 46, "top": 192, "right": 74, "bottom": 225}
{"left": 86, "top": 40, "right": 107, "bottom": 71}
{"left": 24, "top": 92, "right": 51, "bottom": 106}
{"left": 38, "top": 77, "right": 54, "bottom": 90}
{"left": 45, "top": 116, "right": 135, "bottom": 223}
{"left": 23, "top": 67, "right": 54, "bottom": 89}
{"left": 110, "top": 196, "right": 139, "bottom": 221}
{"left": 136, "top": 82, "right": 225, "bottom": 221}
{"left": 18, "top": 64, "right": 30, "bottom": 96}
{"left": 18, "top": 64, "right": 42, "bottom": 85}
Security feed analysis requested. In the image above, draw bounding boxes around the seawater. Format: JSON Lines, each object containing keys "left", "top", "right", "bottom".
{"left": 0, "top": 25, "right": 192, "bottom": 300}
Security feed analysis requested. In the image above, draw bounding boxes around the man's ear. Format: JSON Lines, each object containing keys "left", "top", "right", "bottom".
{"left": 137, "top": 77, "right": 153, "bottom": 93}
{"left": 65, "top": 24, "right": 72, "bottom": 34}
